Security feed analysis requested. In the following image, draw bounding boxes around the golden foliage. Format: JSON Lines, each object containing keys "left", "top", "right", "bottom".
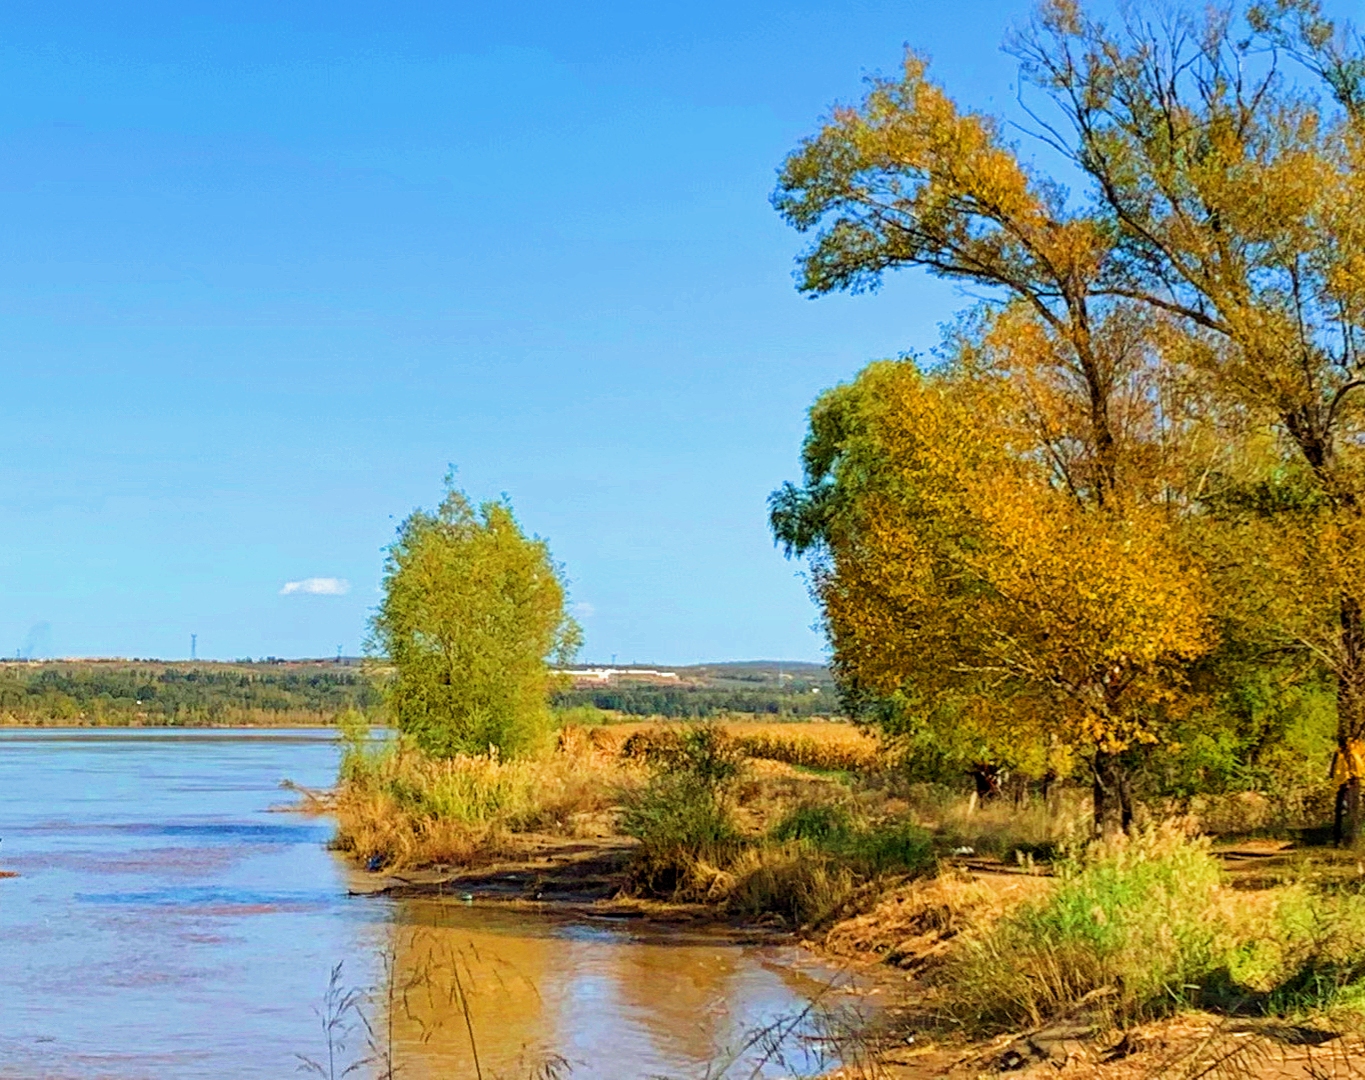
{"left": 807, "top": 358, "right": 1214, "bottom": 756}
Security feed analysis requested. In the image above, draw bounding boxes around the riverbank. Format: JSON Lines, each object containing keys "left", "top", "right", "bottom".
{"left": 340, "top": 833, "right": 1365, "bottom": 1078}
{"left": 4, "top": 727, "right": 846, "bottom": 1079}
{"left": 326, "top": 725, "right": 1365, "bottom": 1079}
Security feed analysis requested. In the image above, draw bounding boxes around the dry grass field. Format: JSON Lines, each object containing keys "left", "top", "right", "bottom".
{"left": 578, "top": 717, "right": 882, "bottom": 772}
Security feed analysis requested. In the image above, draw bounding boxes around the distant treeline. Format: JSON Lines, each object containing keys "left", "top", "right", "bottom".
{"left": 553, "top": 684, "right": 836, "bottom": 719}
{"left": 0, "top": 662, "right": 380, "bottom": 725}
{"left": 0, "top": 661, "right": 835, "bottom": 726}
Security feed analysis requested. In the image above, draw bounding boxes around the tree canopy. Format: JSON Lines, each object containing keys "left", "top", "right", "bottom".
{"left": 369, "top": 478, "right": 580, "bottom": 758}
{"left": 772, "top": 0, "right": 1365, "bottom": 837}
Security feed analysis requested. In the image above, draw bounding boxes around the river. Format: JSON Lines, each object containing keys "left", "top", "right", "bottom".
{"left": 0, "top": 729, "right": 851, "bottom": 1079}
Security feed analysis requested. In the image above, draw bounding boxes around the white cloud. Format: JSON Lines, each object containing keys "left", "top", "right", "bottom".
{"left": 280, "top": 577, "right": 351, "bottom": 596}
{"left": 571, "top": 601, "right": 595, "bottom": 618}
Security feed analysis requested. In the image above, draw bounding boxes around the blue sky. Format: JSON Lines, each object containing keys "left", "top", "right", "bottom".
{"left": 1, "top": 1, "right": 1090, "bottom": 663}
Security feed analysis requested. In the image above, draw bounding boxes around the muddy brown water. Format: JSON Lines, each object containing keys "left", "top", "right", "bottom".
{"left": 0, "top": 729, "right": 852, "bottom": 1079}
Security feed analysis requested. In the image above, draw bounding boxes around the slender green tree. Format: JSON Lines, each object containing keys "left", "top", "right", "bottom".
{"left": 369, "top": 477, "right": 580, "bottom": 758}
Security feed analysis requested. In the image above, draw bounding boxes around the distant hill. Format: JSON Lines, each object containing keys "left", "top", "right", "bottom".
{"left": 674, "top": 661, "right": 832, "bottom": 685}
{"left": 554, "top": 660, "right": 838, "bottom": 720}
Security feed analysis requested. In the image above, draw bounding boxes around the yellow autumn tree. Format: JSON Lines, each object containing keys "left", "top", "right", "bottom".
{"left": 773, "top": 352, "right": 1215, "bottom": 833}
{"left": 1005, "top": 0, "right": 1365, "bottom": 842}
{"left": 770, "top": 38, "right": 1233, "bottom": 830}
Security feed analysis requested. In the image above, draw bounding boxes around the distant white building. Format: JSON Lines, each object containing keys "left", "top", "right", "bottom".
{"left": 554, "top": 667, "right": 680, "bottom": 684}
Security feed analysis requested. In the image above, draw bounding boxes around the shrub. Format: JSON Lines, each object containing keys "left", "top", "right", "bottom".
{"left": 621, "top": 728, "right": 743, "bottom": 841}
{"left": 726, "top": 803, "right": 936, "bottom": 926}
{"left": 368, "top": 477, "right": 580, "bottom": 759}
{"left": 621, "top": 726, "right": 747, "bottom": 894}
{"left": 845, "top": 820, "right": 934, "bottom": 874}
{"left": 724, "top": 843, "right": 861, "bottom": 926}
{"left": 946, "top": 824, "right": 1225, "bottom": 1028}
{"left": 1227, "top": 886, "right": 1365, "bottom": 1017}
{"left": 771, "top": 803, "right": 854, "bottom": 845}
{"left": 771, "top": 803, "right": 932, "bottom": 875}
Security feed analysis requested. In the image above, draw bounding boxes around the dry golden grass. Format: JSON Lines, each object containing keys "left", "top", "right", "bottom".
{"left": 822, "top": 867, "right": 1052, "bottom": 972}
{"left": 330, "top": 722, "right": 875, "bottom": 874}
{"left": 599, "top": 718, "right": 881, "bottom": 772}
{"left": 721, "top": 840, "right": 863, "bottom": 924}
{"left": 896, "top": 783, "right": 1090, "bottom": 857}
{"left": 332, "top": 727, "right": 644, "bottom": 870}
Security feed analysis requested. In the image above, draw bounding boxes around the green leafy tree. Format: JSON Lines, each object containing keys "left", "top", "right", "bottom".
{"left": 369, "top": 477, "right": 581, "bottom": 758}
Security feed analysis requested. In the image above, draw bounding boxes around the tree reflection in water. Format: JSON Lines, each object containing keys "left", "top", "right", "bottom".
{"left": 300, "top": 899, "right": 850, "bottom": 1079}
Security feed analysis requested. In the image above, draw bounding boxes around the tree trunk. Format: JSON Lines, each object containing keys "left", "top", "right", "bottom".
{"left": 971, "top": 762, "right": 1002, "bottom": 801}
{"left": 1040, "top": 770, "right": 1058, "bottom": 813}
{"left": 1092, "top": 750, "right": 1127, "bottom": 837}
{"left": 1118, "top": 763, "right": 1134, "bottom": 831}
{"left": 1336, "top": 594, "right": 1365, "bottom": 848}
{"left": 1335, "top": 778, "right": 1362, "bottom": 848}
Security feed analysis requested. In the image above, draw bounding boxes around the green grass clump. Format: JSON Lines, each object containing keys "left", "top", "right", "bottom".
{"left": 723, "top": 802, "right": 936, "bottom": 925}
{"left": 771, "top": 803, "right": 853, "bottom": 845}
{"left": 621, "top": 725, "right": 747, "bottom": 893}
{"left": 1226, "top": 885, "right": 1365, "bottom": 1017}
{"left": 771, "top": 803, "right": 933, "bottom": 875}
{"left": 939, "top": 822, "right": 1365, "bottom": 1031}
{"left": 947, "top": 824, "right": 1224, "bottom": 1028}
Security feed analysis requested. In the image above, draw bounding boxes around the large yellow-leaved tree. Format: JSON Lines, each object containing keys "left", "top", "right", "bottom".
{"left": 772, "top": 348, "right": 1215, "bottom": 832}
{"left": 770, "top": 36, "right": 1228, "bottom": 831}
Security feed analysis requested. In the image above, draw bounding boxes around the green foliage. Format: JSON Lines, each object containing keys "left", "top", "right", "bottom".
{"left": 336, "top": 708, "right": 384, "bottom": 784}
{"left": 1222, "top": 885, "right": 1365, "bottom": 1017}
{"left": 770, "top": 803, "right": 853, "bottom": 845}
{"left": 951, "top": 829, "right": 1365, "bottom": 1026}
{"left": 621, "top": 726, "right": 745, "bottom": 874}
{"left": 1139, "top": 669, "right": 1337, "bottom": 811}
{"left": 868, "top": 689, "right": 1067, "bottom": 786}
{"left": 771, "top": 803, "right": 933, "bottom": 874}
{"left": 369, "top": 476, "right": 580, "bottom": 759}
{"left": 949, "top": 827, "right": 1226, "bottom": 1028}
{"left": 622, "top": 772, "right": 739, "bottom": 860}
{"left": 846, "top": 820, "right": 935, "bottom": 873}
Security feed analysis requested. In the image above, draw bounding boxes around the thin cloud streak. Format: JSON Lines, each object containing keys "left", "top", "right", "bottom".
{"left": 279, "top": 577, "right": 351, "bottom": 596}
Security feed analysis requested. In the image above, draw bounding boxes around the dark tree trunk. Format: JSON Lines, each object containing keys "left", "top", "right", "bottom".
{"left": 1335, "top": 778, "right": 1362, "bottom": 848}
{"left": 1336, "top": 594, "right": 1365, "bottom": 848}
{"left": 1092, "top": 750, "right": 1129, "bottom": 837}
{"left": 971, "top": 762, "right": 1002, "bottom": 801}
{"left": 1040, "top": 770, "right": 1058, "bottom": 812}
